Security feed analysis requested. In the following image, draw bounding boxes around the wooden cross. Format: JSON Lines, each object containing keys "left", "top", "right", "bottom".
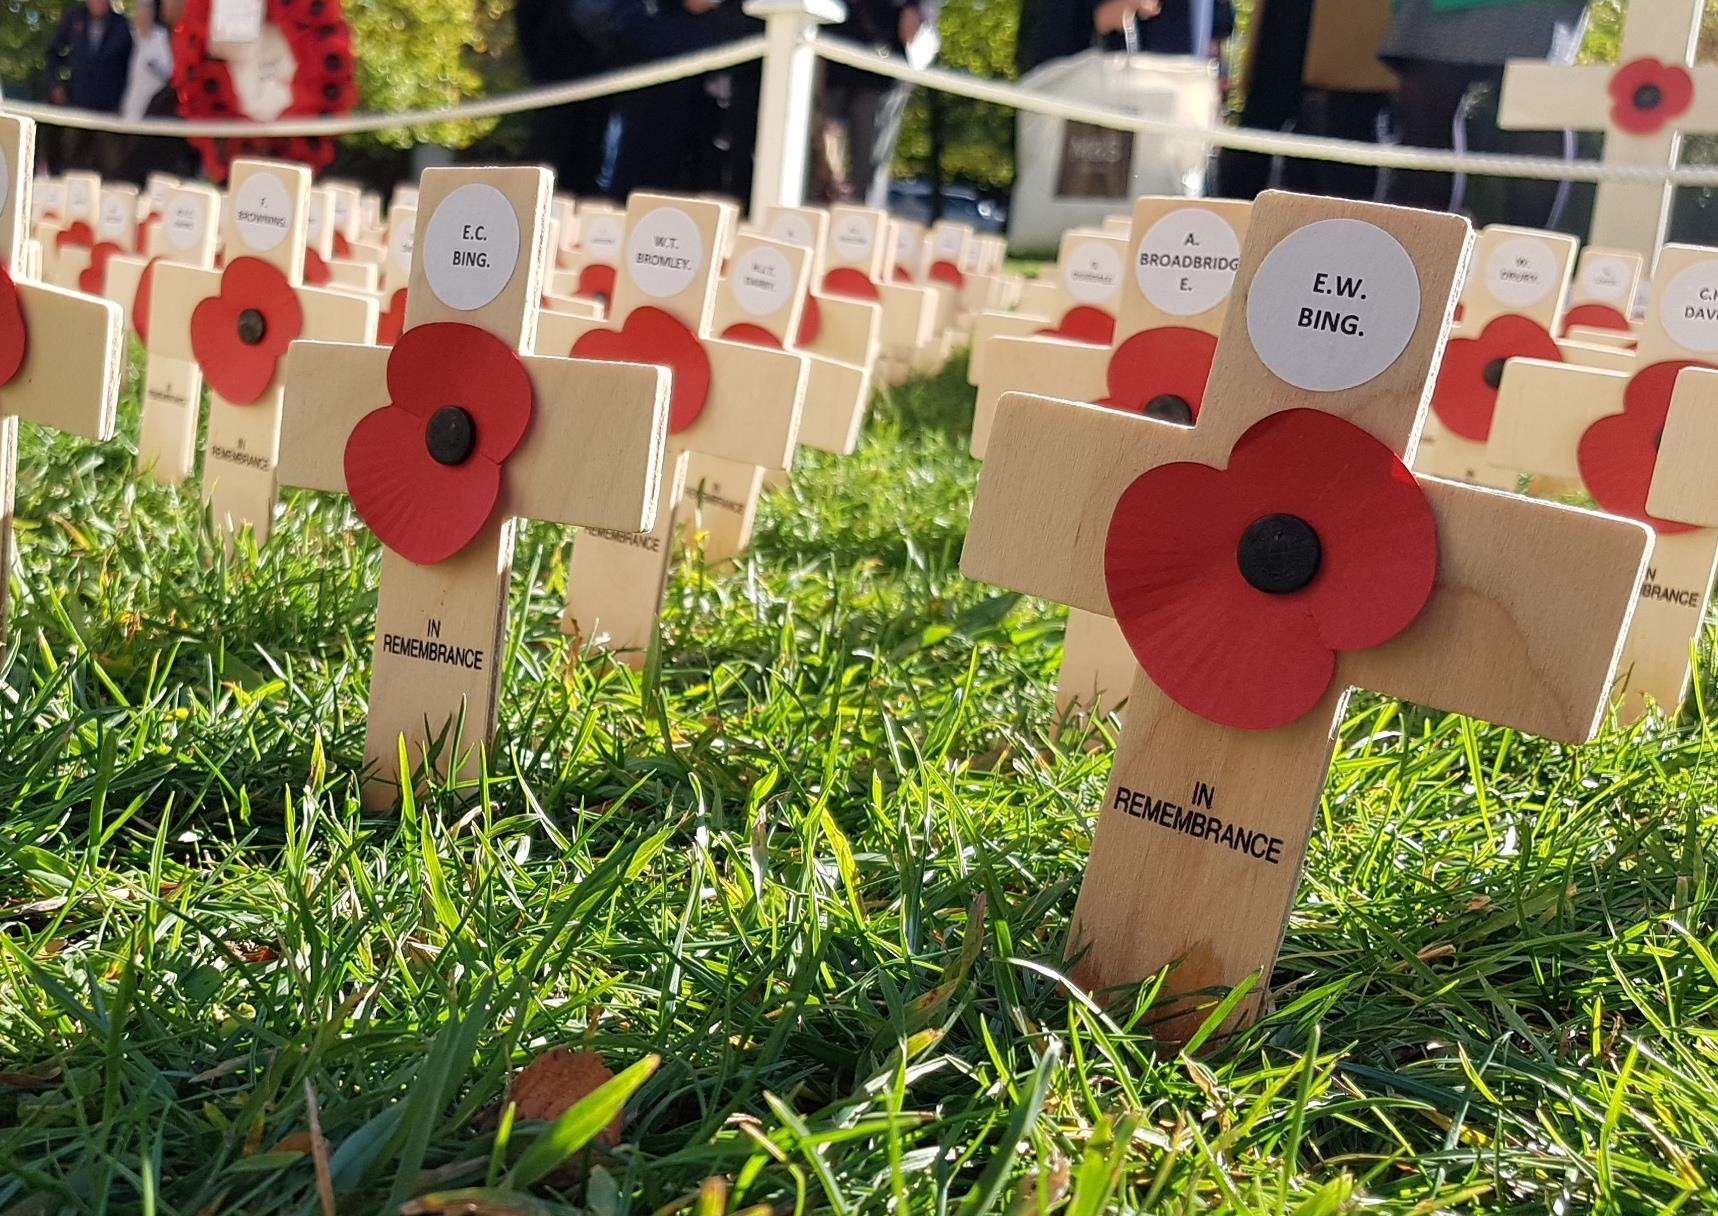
{"left": 555, "top": 202, "right": 624, "bottom": 307}
{"left": 306, "top": 186, "right": 378, "bottom": 293}
{"left": 762, "top": 203, "right": 884, "bottom": 379}
{"left": 1489, "top": 241, "right": 1718, "bottom": 722}
{"left": 37, "top": 169, "right": 100, "bottom": 289}
{"left": 887, "top": 217, "right": 929, "bottom": 285}
{"left": 968, "top": 228, "right": 1129, "bottom": 387}
{"left": 821, "top": 204, "right": 936, "bottom": 388}
{"left": 104, "top": 183, "right": 223, "bottom": 482}
{"left": 532, "top": 193, "right": 807, "bottom": 665}
{"left": 1500, "top": 0, "right": 1718, "bottom": 257}
{"left": 1415, "top": 224, "right": 1577, "bottom": 488}
{"left": 0, "top": 115, "right": 125, "bottom": 660}
{"left": 376, "top": 205, "right": 416, "bottom": 345}
{"left": 972, "top": 196, "right": 1252, "bottom": 721}
{"left": 278, "top": 165, "right": 671, "bottom": 808}
{"left": 1564, "top": 246, "right": 1644, "bottom": 338}
{"left": 964, "top": 191, "right": 1652, "bottom": 1041}
{"left": 148, "top": 159, "right": 379, "bottom": 544}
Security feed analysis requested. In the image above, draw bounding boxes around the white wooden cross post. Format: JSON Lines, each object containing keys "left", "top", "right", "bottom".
{"left": 968, "top": 229, "right": 1129, "bottom": 387}
{"left": 964, "top": 191, "right": 1652, "bottom": 1040}
{"left": 148, "top": 159, "right": 378, "bottom": 544}
{"left": 972, "top": 196, "right": 1251, "bottom": 722}
{"left": 1500, "top": 0, "right": 1718, "bottom": 258}
{"left": 1415, "top": 224, "right": 1576, "bottom": 488}
{"left": 762, "top": 204, "right": 883, "bottom": 382}
{"left": 37, "top": 170, "right": 100, "bottom": 289}
{"left": 533, "top": 193, "right": 808, "bottom": 665}
{"left": 1564, "top": 246, "right": 1644, "bottom": 339}
{"left": 1488, "top": 242, "right": 1718, "bottom": 722}
{"left": 555, "top": 202, "right": 625, "bottom": 307}
{"left": 278, "top": 166, "right": 671, "bottom": 808}
{"left": 106, "top": 184, "right": 223, "bottom": 482}
{"left": 0, "top": 115, "right": 124, "bottom": 659}
{"left": 821, "top": 204, "right": 937, "bottom": 387}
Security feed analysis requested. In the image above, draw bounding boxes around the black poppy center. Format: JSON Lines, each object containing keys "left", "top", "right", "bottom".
{"left": 1482, "top": 357, "right": 1507, "bottom": 390}
{"left": 1634, "top": 82, "right": 1664, "bottom": 111}
{"left": 236, "top": 308, "right": 267, "bottom": 346}
{"left": 426, "top": 406, "right": 477, "bottom": 466}
{"left": 1237, "top": 513, "right": 1323, "bottom": 595}
{"left": 1144, "top": 393, "right": 1194, "bottom": 426}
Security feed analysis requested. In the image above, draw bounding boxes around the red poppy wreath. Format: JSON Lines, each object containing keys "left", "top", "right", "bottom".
{"left": 173, "top": 0, "right": 357, "bottom": 182}
{"left": 1431, "top": 313, "right": 1563, "bottom": 442}
{"left": 1104, "top": 409, "right": 1438, "bottom": 730}
{"left": 344, "top": 323, "right": 534, "bottom": 565}
{"left": 189, "top": 257, "right": 304, "bottom": 404}
{"left": 572, "top": 307, "right": 711, "bottom": 434}
{"left": 1577, "top": 359, "right": 1714, "bottom": 535}
{"left": 0, "top": 263, "right": 27, "bottom": 389}
{"left": 1096, "top": 327, "right": 1218, "bottom": 425}
{"left": 1609, "top": 58, "right": 1695, "bottom": 137}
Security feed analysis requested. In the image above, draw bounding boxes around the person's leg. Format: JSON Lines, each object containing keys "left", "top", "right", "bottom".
{"left": 610, "top": 80, "right": 699, "bottom": 197}
{"left": 1387, "top": 59, "right": 1480, "bottom": 210}
{"left": 1317, "top": 90, "right": 1390, "bottom": 200}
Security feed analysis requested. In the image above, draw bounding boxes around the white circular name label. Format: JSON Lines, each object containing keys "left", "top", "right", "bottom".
{"left": 164, "top": 197, "right": 205, "bottom": 251}
{"left": 625, "top": 207, "right": 702, "bottom": 299}
{"left": 769, "top": 213, "right": 814, "bottom": 249}
{"left": 387, "top": 215, "right": 416, "bottom": 274}
{"left": 1579, "top": 254, "right": 1632, "bottom": 303}
{"left": 306, "top": 194, "right": 326, "bottom": 240}
{"left": 332, "top": 191, "right": 352, "bottom": 226}
{"left": 1658, "top": 259, "right": 1718, "bottom": 353}
{"left": 1136, "top": 208, "right": 1241, "bottom": 317}
{"left": 831, "top": 215, "right": 874, "bottom": 263}
{"left": 935, "top": 225, "right": 963, "bottom": 255}
{"left": 1063, "top": 241, "right": 1123, "bottom": 304}
{"left": 1246, "top": 218, "right": 1421, "bottom": 393}
{"left": 98, "top": 196, "right": 130, "bottom": 240}
{"left": 67, "top": 178, "right": 92, "bottom": 215}
{"left": 730, "top": 245, "right": 794, "bottom": 317}
{"left": 422, "top": 184, "right": 520, "bottom": 311}
{"left": 233, "top": 171, "right": 292, "bottom": 252}
{"left": 1485, "top": 236, "right": 1559, "bottom": 309}
{"left": 584, "top": 216, "right": 621, "bottom": 257}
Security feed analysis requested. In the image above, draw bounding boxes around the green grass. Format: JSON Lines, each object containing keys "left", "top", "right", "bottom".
{"left": 4, "top": 347, "right": 1718, "bottom": 1215}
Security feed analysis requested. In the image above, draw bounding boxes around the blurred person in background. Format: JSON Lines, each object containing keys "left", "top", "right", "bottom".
{"left": 45, "top": 0, "right": 134, "bottom": 174}
{"left": 516, "top": 0, "right": 622, "bottom": 196}
{"left": 1017, "top": 0, "right": 1235, "bottom": 75}
{"left": 812, "top": 0, "right": 941, "bottom": 206}
{"left": 123, "top": 0, "right": 194, "bottom": 182}
{"left": 1381, "top": 0, "right": 1589, "bottom": 219}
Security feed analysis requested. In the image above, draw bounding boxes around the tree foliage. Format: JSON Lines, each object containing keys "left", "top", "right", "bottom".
{"left": 894, "top": 0, "right": 1020, "bottom": 196}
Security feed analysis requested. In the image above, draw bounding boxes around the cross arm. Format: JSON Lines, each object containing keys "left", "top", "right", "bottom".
{"left": 1648, "top": 366, "right": 1718, "bottom": 525}
{"left": 800, "top": 293, "right": 879, "bottom": 367}
{"left": 299, "top": 284, "right": 379, "bottom": 344}
{"left": 972, "top": 338, "right": 1111, "bottom": 459}
{"left": 145, "top": 261, "right": 221, "bottom": 363}
{"left": 962, "top": 391, "right": 1188, "bottom": 615}
{"left": 1345, "top": 483, "right": 1651, "bottom": 743}
{"left": 3, "top": 279, "right": 122, "bottom": 439}
{"left": 1487, "top": 359, "right": 1626, "bottom": 479}
{"left": 690, "top": 339, "right": 807, "bottom": 469}
{"left": 1497, "top": 62, "right": 1612, "bottom": 130}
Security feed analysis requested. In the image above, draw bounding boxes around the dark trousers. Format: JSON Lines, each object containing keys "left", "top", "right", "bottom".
{"left": 531, "top": 97, "right": 612, "bottom": 197}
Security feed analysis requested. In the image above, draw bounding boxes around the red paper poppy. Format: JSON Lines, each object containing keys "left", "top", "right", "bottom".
{"left": 344, "top": 323, "right": 533, "bottom": 565}
{"left": 378, "top": 287, "right": 408, "bottom": 346}
{"left": 572, "top": 306, "right": 710, "bottom": 434}
{"left": 1609, "top": 57, "right": 1695, "bottom": 137}
{"left": 1577, "top": 359, "right": 1714, "bottom": 535}
{"left": 132, "top": 257, "right": 160, "bottom": 344}
{"left": 796, "top": 294, "right": 821, "bottom": 346}
{"left": 77, "top": 242, "right": 122, "bottom": 296}
{"left": 332, "top": 231, "right": 353, "bottom": 259}
{"left": 1035, "top": 305, "right": 1115, "bottom": 346}
{"left": 576, "top": 263, "right": 616, "bottom": 304}
{"left": 719, "top": 322, "right": 782, "bottom": 349}
{"left": 303, "top": 247, "right": 332, "bottom": 287}
{"left": 821, "top": 267, "right": 881, "bottom": 303}
{"left": 1105, "top": 408, "right": 1438, "bottom": 730}
{"left": 929, "top": 259, "right": 965, "bottom": 288}
{"left": 173, "top": 0, "right": 356, "bottom": 181}
{"left": 1431, "top": 313, "right": 1563, "bottom": 442}
{"left": 0, "top": 263, "right": 26, "bottom": 389}
{"left": 892, "top": 265, "right": 915, "bottom": 284}
{"left": 56, "top": 221, "right": 95, "bottom": 251}
{"left": 1096, "top": 327, "right": 1218, "bottom": 424}
{"left": 1561, "top": 303, "right": 1632, "bottom": 336}
{"left": 189, "top": 256, "right": 304, "bottom": 404}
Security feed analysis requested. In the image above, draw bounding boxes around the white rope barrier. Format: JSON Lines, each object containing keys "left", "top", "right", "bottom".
{"left": 0, "top": 37, "right": 769, "bottom": 137}
{"left": 6, "top": 25, "right": 1718, "bottom": 189}
{"left": 814, "top": 36, "right": 1718, "bottom": 188}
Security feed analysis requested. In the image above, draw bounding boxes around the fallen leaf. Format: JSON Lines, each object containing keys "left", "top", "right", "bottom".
{"left": 506, "top": 1048, "right": 624, "bottom": 1149}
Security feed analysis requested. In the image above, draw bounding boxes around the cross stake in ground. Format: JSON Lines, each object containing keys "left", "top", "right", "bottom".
{"left": 533, "top": 193, "right": 807, "bottom": 666}
{"left": 149, "top": 159, "right": 378, "bottom": 544}
{"left": 1500, "top": 0, "right": 1718, "bottom": 257}
{"left": 963, "top": 191, "right": 1652, "bottom": 1041}
{"left": 279, "top": 165, "right": 671, "bottom": 809}
{"left": 0, "top": 115, "right": 125, "bottom": 659}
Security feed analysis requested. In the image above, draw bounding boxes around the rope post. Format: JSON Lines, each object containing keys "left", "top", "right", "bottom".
{"left": 745, "top": 0, "right": 846, "bottom": 218}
